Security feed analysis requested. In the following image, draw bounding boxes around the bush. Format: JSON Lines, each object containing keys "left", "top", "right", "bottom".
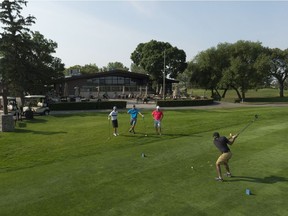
{"left": 49, "top": 101, "right": 127, "bottom": 111}
{"left": 157, "top": 99, "right": 214, "bottom": 107}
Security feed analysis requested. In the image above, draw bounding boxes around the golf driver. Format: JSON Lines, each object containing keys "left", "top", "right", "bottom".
{"left": 107, "top": 118, "right": 111, "bottom": 140}
{"left": 142, "top": 116, "right": 147, "bottom": 136}
{"left": 236, "top": 114, "right": 259, "bottom": 136}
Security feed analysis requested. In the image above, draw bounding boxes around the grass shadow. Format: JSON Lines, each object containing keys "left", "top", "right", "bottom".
{"left": 24, "top": 118, "right": 48, "bottom": 124}
{"left": 228, "top": 175, "right": 288, "bottom": 184}
{"left": 14, "top": 128, "right": 67, "bottom": 135}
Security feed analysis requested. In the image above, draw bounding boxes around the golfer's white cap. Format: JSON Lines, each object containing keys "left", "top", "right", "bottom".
{"left": 156, "top": 106, "right": 160, "bottom": 110}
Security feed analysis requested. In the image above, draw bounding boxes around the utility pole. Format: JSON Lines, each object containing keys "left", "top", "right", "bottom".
{"left": 163, "top": 50, "right": 166, "bottom": 100}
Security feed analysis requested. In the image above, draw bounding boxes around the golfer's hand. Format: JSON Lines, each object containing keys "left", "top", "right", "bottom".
{"left": 142, "top": 115, "right": 144, "bottom": 118}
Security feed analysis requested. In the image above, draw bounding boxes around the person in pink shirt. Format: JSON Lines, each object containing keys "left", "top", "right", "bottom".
{"left": 151, "top": 106, "right": 164, "bottom": 135}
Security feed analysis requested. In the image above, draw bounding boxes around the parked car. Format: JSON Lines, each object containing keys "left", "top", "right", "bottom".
{"left": 23, "top": 95, "right": 50, "bottom": 116}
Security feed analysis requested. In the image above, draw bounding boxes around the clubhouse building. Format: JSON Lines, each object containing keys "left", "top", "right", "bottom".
{"left": 55, "top": 69, "right": 178, "bottom": 100}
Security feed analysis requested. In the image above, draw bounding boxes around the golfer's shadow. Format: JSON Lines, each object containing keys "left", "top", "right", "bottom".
{"left": 228, "top": 175, "right": 288, "bottom": 184}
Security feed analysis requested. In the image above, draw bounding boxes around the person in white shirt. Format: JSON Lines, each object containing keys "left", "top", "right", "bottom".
{"left": 108, "top": 106, "right": 119, "bottom": 136}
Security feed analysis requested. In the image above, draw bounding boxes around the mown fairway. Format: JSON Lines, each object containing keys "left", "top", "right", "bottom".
{"left": 0, "top": 106, "right": 287, "bottom": 216}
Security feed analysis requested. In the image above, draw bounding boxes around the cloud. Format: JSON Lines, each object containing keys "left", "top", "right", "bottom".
{"left": 128, "top": 1, "right": 158, "bottom": 19}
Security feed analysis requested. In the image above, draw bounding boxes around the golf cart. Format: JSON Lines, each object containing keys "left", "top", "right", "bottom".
{"left": 7, "top": 97, "right": 22, "bottom": 120}
{"left": 23, "top": 95, "right": 50, "bottom": 117}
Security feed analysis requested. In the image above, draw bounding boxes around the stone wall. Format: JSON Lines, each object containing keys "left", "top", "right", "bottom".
{"left": 0, "top": 114, "right": 15, "bottom": 132}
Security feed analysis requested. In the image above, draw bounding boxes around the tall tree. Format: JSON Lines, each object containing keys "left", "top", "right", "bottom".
{"left": 0, "top": 0, "right": 64, "bottom": 107}
{"left": 22, "top": 31, "right": 64, "bottom": 95}
{"left": 0, "top": 0, "right": 35, "bottom": 114}
{"left": 189, "top": 43, "right": 231, "bottom": 99}
{"left": 266, "top": 48, "right": 288, "bottom": 97}
{"left": 223, "top": 40, "right": 267, "bottom": 100}
{"left": 189, "top": 40, "right": 268, "bottom": 100}
{"left": 131, "top": 40, "right": 187, "bottom": 93}
{"left": 130, "top": 63, "right": 147, "bottom": 74}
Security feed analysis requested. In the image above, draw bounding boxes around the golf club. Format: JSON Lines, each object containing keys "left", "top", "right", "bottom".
{"left": 142, "top": 116, "right": 147, "bottom": 136}
{"left": 236, "top": 114, "right": 258, "bottom": 136}
{"left": 108, "top": 118, "right": 111, "bottom": 140}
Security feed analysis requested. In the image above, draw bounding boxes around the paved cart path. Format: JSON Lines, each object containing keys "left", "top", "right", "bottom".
{"left": 49, "top": 99, "right": 288, "bottom": 115}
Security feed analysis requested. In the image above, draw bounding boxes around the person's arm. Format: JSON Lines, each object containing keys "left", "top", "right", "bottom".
{"left": 139, "top": 112, "right": 144, "bottom": 118}
{"left": 228, "top": 134, "right": 238, "bottom": 145}
{"left": 108, "top": 112, "right": 111, "bottom": 120}
{"left": 160, "top": 112, "right": 164, "bottom": 120}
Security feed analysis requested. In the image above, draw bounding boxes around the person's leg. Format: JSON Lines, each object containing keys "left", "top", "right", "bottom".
{"left": 114, "top": 120, "right": 119, "bottom": 135}
{"left": 129, "top": 119, "right": 134, "bottom": 132}
{"left": 215, "top": 155, "right": 224, "bottom": 181}
{"left": 154, "top": 120, "right": 158, "bottom": 134}
{"left": 131, "top": 119, "right": 136, "bottom": 133}
{"left": 111, "top": 121, "right": 116, "bottom": 136}
{"left": 224, "top": 152, "right": 232, "bottom": 177}
{"left": 216, "top": 162, "right": 222, "bottom": 179}
{"left": 223, "top": 162, "right": 230, "bottom": 173}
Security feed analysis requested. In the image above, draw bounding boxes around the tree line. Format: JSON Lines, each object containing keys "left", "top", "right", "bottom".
{"left": 1, "top": 0, "right": 288, "bottom": 116}
{"left": 185, "top": 41, "right": 288, "bottom": 100}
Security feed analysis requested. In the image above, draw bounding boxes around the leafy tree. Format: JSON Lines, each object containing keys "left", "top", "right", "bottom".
{"left": 131, "top": 40, "right": 187, "bottom": 93}
{"left": 0, "top": 0, "right": 35, "bottom": 114}
{"left": 130, "top": 63, "right": 147, "bottom": 74}
{"left": 65, "top": 64, "right": 99, "bottom": 75}
{"left": 23, "top": 31, "right": 64, "bottom": 95}
{"left": 176, "top": 67, "right": 193, "bottom": 90}
{"left": 189, "top": 40, "right": 268, "bottom": 100}
{"left": 64, "top": 65, "right": 81, "bottom": 76}
{"left": 0, "top": 0, "right": 65, "bottom": 109}
{"left": 189, "top": 43, "right": 231, "bottom": 99}
{"left": 81, "top": 63, "right": 99, "bottom": 74}
{"left": 101, "top": 61, "right": 129, "bottom": 72}
{"left": 266, "top": 48, "right": 288, "bottom": 97}
{"left": 223, "top": 40, "right": 267, "bottom": 100}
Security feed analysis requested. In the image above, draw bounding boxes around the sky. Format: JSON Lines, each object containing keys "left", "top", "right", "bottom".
{"left": 20, "top": 0, "right": 288, "bottom": 69}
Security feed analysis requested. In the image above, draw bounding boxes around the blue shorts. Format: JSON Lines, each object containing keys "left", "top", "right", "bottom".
{"left": 154, "top": 120, "right": 161, "bottom": 128}
{"left": 130, "top": 118, "right": 137, "bottom": 126}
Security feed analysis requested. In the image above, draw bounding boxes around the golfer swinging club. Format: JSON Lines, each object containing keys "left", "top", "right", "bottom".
{"left": 127, "top": 104, "right": 144, "bottom": 134}
{"left": 213, "top": 132, "right": 238, "bottom": 181}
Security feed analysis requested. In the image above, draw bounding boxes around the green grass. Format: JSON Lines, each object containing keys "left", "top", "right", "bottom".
{"left": 190, "top": 88, "right": 288, "bottom": 103}
{"left": 1, "top": 107, "right": 288, "bottom": 216}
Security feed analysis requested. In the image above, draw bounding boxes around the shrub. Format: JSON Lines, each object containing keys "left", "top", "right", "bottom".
{"left": 49, "top": 101, "right": 127, "bottom": 111}
{"left": 157, "top": 99, "right": 214, "bottom": 107}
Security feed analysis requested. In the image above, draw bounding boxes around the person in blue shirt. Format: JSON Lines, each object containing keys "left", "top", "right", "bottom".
{"left": 127, "top": 104, "right": 144, "bottom": 134}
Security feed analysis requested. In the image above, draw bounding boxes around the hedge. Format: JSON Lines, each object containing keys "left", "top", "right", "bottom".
{"left": 49, "top": 101, "right": 127, "bottom": 111}
{"left": 156, "top": 99, "right": 214, "bottom": 107}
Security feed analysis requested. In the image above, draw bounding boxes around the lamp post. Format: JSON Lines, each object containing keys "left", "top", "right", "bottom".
{"left": 163, "top": 50, "right": 166, "bottom": 100}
